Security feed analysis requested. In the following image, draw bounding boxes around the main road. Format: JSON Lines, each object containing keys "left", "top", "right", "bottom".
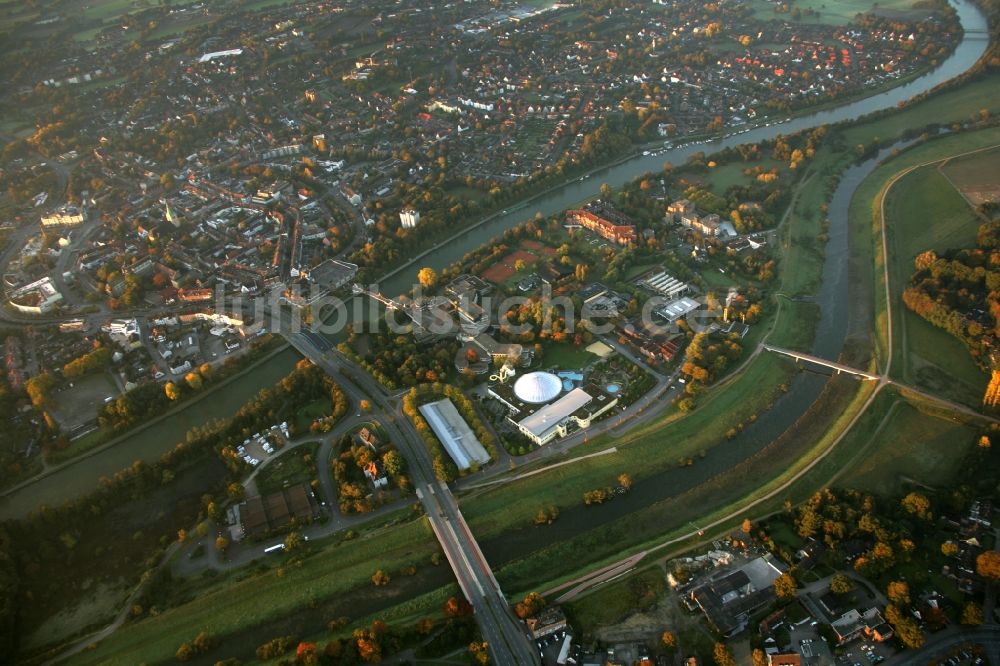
{"left": 283, "top": 326, "right": 539, "bottom": 666}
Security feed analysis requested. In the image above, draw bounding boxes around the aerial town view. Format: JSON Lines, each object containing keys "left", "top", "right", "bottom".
{"left": 1, "top": 0, "right": 1000, "bottom": 664}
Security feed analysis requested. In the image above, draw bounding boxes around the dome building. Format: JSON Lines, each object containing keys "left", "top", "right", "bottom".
{"left": 513, "top": 371, "right": 562, "bottom": 404}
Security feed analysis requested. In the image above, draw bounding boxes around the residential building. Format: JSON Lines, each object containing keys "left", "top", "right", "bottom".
{"left": 566, "top": 201, "right": 637, "bottom": 245}
{"left": 830, "top": 608, "right": 893, "bottom": 645}
{"left": 41, "top": 206, "right": 86, "bottom": 228}
{"left": 666, "top": 198, "right": 696, "bottom": 221}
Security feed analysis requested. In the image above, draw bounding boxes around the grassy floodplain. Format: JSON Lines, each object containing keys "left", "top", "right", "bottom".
{"left": 849, "top": 126, "right": 1000, "bottom": 405}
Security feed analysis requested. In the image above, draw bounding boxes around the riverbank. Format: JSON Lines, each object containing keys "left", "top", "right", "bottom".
{"left": 0, "top": 344, "right": 303, "bottom": 518}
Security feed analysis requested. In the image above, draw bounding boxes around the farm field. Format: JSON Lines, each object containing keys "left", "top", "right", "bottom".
{"left": 941, "top": 146, "right": 1000, "bottom": 207}
{"left": 846, "top": 400, "right": 979, "bottom": 495}
{"left": 747, "top": 0, "right": 934, "bottom": 25}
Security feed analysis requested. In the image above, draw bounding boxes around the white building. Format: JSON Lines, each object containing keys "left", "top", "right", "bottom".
{"left": 400, "top": 208, "right": 420, "bottom": 229}
{"left": 513, "top": 386, "right": 617, "bottom": 446}
{"left": 643, "top": 270, "right": 689, "bottom": 299}
{"left": 8, "top": 277, "right": 63, "bottom": 314}
{"left": 418, "top": 399, "right": 490, "bottom": 470}
{"left": 41, "top": 206, "right": 85, "bottom": 228}
{"left": 654, "top": 296, "right": 701, "bottom": 323}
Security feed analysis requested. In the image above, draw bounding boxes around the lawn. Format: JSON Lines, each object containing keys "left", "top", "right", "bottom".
{"left": 845, "top": 401, "right": 978, "bottom": 495}
{"left": 941, "top": 146, "right": 1000, "bottom": 191}
{"left": 564, "top": 567, "right": 666, "bottom": 633}
{"left": 704, "top": 158, "right": 783, "bottom": 193}
{"left": 255, "top": 441, "right": 321, "bottom": 496}
{"left": 540, "top": 342, "right": 597, "bottom": 371}
{"left": 840, "top": 75, "right": 1000, "bottom": 150}
{"left": 292, "top": 397, "right": 332, "bottom": 433}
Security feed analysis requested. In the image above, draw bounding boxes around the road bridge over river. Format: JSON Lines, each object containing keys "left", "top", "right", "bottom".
{"left": 284, "top": 328, "right": 540, "bottom": 666}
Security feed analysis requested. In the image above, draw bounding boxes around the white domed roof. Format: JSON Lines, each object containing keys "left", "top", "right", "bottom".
{"left": 513, "top": 371, "right": 562, "bottom": 404}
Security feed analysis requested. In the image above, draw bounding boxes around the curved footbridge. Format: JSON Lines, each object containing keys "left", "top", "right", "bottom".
{"left": 762, "top": 344, "right": 881, "bottom": 381}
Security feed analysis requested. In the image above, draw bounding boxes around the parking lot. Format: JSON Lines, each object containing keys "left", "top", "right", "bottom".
{"left": 237, "top": 423, "right": 289, "bottom": 467}
{"left": 536, "top": 629, "right": 576, "bottom": 665}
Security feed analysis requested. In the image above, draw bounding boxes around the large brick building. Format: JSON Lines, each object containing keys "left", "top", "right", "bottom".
{"left": 566, "top": 201, "right": 637, "bottom": 245}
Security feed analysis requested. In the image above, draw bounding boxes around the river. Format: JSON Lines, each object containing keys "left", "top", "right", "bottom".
{"left": 475, "top": 141, "right": 912, "bottom": 569}
{"left": 379, "top": 0, "right": 988, "bottom": 297}
{"left": 0, "top": 348, "right": 303, "bottom": 518}
{"left": 0, "top": 0, "right": 988, "bottom": 519}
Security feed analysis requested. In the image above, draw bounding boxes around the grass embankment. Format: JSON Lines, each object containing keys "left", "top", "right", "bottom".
{"left": 564, "top": 568, "right": 666, "bottom": 631}
{"left": 67, "top": 516, "right": 442, "bottom": 666}
{"left": 463, "top": 352, "right": 799, "bottom": 540}
{"left": 850, "top": 126, "right": 1000, "bottom": 405}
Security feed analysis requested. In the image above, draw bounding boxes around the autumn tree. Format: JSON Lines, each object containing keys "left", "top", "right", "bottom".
{"left": 830, "top": 574, "right": 853, "bottom": 595}
{"left": 741, "top": 517, "right": 752, "bottom": 534}
{"left": 941, "top": 541, "right": 959, "bottom": 557}
{"left": 713, "top": 642, "right": 736, "bottom": 666}
{"left": 444, "top": 596, "right": 472, "bottom": 617}
{"left": 296, "top": 641, "right": 319, "bottom": 666}
{"left": 961, "top": 602, "right": 984, "bottom": 625}
{"left": 900, "top": 492, "right": 931, "bottom": 519}
{"left": 774, "top": 572, "right": 797, "bottom": 600}
{"left": 977, "top": 550, "right": 1000, "bottom": 581}
{"left": 371, "top": 569, "right": 391, "bottom": 586}
{"left": 618, "top": 472, "right": 632, "bottom": 490}
{"left": 514, "top": 591, "right": 546, "bottom": 619}
{"left": 886, "top": 581, "right": 910, "bottom": 606}
{"left": 417, "top": 266, "right": 438, "bottom": 290}
{"left": 661, "top": 631, "right": 677, "bottom": 650}
{"left": 752, "top": 648, "right": 768, "bottom": 666}
{"left": 184, "top": 371, "right": 203, "bottom": 391}
{"left": 215, "top": 535, "right": 230, "bottom": 553}
{"left": 165, "top": 381, "right": 181, "bottom": 400}
{"left": 284, "top": 530, "right": 304, "bottom": 552}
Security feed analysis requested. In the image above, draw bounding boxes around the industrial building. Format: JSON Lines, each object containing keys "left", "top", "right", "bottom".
{"left": 642, "top": 270, "right": 690, "bottom": 299}
{"left": 654, "top": 296, "right": 701, "bottom": 323}
{"left": 419, "top": 398, "right": 490, "bottom": 470}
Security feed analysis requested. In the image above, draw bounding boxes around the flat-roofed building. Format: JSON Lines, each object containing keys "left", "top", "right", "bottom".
{"left": 239, "top": 482, "right": 319, "bottom": 538}
{"left": 418, "top": 398, "right": 490, "bottom": 470}
{"left": 400, "top": 208, "right": 421, "bottom": 228}
{"left": 654, "top": 296, "right": 701, "bottom": 323}
{"left": 41, "top": 206, "right": 86, "bottom": 228}
{"left": 510, "top": 384, "right": 618, "bottom": 446}
{"left": 643, "top": 270, "right": 690, "bottom": 299}
{"left": 8, "top": 277, "right": 63, "bottom": 314}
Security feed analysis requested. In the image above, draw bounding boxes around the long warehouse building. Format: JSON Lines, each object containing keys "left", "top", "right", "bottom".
{"left": 418, "top": 399, "right": 490, "bottom": 470}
